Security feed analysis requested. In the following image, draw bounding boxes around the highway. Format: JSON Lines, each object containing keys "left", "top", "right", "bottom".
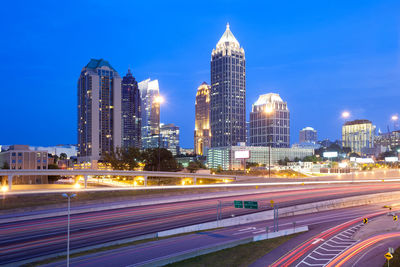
{"left": 2, "top": 183, "right": 400, "bottom": 265}
{"left": 42, "top": 203, "right": 395, "bottom": 267}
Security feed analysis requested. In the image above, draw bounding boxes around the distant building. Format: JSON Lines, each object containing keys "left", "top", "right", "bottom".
{"left": 374, "top": 130, "right": 400, "bottom": 151}
{"left": 180, "top": 148, "right": 195, "bottom": 155}
{"left": 29, "top": 145, "right": 77, "bottom": 158}
{"left": 161, "top": 123, "right": 180, "bottom": 156}
{"left": 194, "top": 82, "right": 211, "bottom": 155}
{"left": 121, "top": 69, "right": 141, "bottom": 149}
{"left": 250, "top": 93, "right": 290, "bottom": 148}
{"left": 139, "top": 78, "right": 160, "bottom": 149}
{"left": 77, "top": 59, "right": 122, "bottom": 163}
{"left": 207, "top": 145, "right": 313, "bottom": 170}
{"left": 299, "top": 127, "right": 317, "bottom": 144}
{"left": 211, "top": 23, "right": 246, "bottom": 147}
{"left": 0, "top": 145, "right": 48, "bottom": 184}
{"left": 342, "top": 119, "right": 376, "bottom": 156}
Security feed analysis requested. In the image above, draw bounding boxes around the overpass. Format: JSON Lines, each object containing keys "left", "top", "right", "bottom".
{"left": 0, "top": 169, "right": 237, "bottom": 190}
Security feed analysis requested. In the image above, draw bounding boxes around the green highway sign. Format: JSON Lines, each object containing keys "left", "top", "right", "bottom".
{"left": 244, "top": 201, "right": 258, "bottom": 209}
{"left": 234, "top": 200, "right": 244, "bottom": 208}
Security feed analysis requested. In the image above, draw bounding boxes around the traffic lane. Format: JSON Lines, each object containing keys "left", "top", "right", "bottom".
{"left": 344, "top": 238, "right": 400, "bottom": 267}
{"left": 2, "top": 184, "right": 400, "bottom": 264}
{"left": 2, "top": 183, "right": 399, "bottom": 238}
{"left": 1, "top": 184, "right": 400, "bottom": 255}
{"left": 326, "top": 232, "right": 400, "bottom": 267}
{"left": 44, "top": 204, "right": 391, "bottom": 267}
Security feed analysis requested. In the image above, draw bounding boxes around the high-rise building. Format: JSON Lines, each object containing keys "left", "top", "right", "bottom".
{"left": 194, "top": 82, "right": 211, "bottom": 155}
{"left": 77, "top": 59, "right": 122, "bottom": 162}
{"left": 161, "top": 123, "right": 180, "bottom": 156}
{"left": 121, "top": 69, "right": 141, "bottom": 149}
{"left": 249, "top": 93, "right": 290, "bottom": 147}
{"left": 299, "top": 127, "right": 317, "bottom": 144}
{"left": 139, "top": 78, "right": 160, "bottom": 149}
{"left": 210, "top": 23, "right": 246, "bottom": 147}
{"left": 342, "top": 119, "right": 376, "bottom": 155}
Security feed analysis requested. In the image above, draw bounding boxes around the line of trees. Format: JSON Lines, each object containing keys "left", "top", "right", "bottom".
{"left": 102, "top": 147, "right": 180, "bottom": 172}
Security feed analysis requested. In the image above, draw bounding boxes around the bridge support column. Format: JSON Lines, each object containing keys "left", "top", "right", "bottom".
{"left": 8, "top": 175, "right": 13, "bottom": 191}
{"left": 84, "top": 175, "right": 88, "bottom": 189}
{"left": 144, "top": 176, "right": 147, "bottom": 187}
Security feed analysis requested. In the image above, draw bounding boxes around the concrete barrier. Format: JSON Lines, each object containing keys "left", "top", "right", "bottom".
{"left": 158, "top": 191, "right": 400, "bottom": 237}
{"left": 137, "top": 226, "right": 309, "bottom": 267}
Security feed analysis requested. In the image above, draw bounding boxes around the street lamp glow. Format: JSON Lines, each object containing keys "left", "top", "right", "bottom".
{"left": 153, "top": 95, "right": 164, "bottom": 104}
{"left": 265, "top": 106, "right": 273, "bottom": 114}
{"left": 1, "top": 186, "right": 8, "bottom": 193}
{"left": 342, "top": 111, "right": 350, "bottom": 119}
{"left": 74, "top": 183, "right": 81, "bottom": 189}
{"left": 392, "top": 115, "right": 399, "bottom": 121}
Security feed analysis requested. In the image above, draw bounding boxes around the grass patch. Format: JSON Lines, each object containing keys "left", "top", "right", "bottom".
{"left": 166, "top": 233, "right": 299, "bottom": 267}
{"left": 383, "top": 246, "right": 400, "bottom": 267}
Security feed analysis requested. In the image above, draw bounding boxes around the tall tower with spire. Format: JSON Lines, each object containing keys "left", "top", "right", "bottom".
{"left": 210, "top": 23, "right": 246, "bottom": 147}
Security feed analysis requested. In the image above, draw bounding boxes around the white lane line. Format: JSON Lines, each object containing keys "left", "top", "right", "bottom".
{"left": 326, "top": 239, "right": 355, "bottom": 245}
{"left": 238, "top": 227, "right": 255, "bottom": 231}
{"left": 312, "top": 250, "right": 337, "bottom": 256}
{"left": 299, "top": 259, "right": 325, "bottom": 266}
{"left": 307, "top": 255, "right": 330, "bottom": 262}
{"left": 252, "top": 229, "right": 266, "bottom": 234}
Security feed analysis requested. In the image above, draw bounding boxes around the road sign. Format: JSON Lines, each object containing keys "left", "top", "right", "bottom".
{"left": 234, "top": 200, "right": 243, "bottom": 208}
{"left": 270, "top": 200, "right": 274, "bottom": 208}
{"left": 389, "top": 247, "right": 394, "bottom": 254}
{"left": 393, "top": 215, "right": 398, "bottom": 221}
{"left": 244, "top": 201, "right": 258, "bottom": 209}
{"left": 385, "top": 252, "right": 393, "bottom": 260}
{"left": 363, "top": 218, "right": 368, "bottom": 224}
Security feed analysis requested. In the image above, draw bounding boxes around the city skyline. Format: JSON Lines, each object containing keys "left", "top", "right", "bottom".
{"left": 1, "top": 1, "right": 400, "bottom": 148}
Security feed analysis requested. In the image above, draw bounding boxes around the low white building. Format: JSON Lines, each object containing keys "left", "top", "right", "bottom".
{"left": 207, "top": 145, "right": 314, "bottom": 170}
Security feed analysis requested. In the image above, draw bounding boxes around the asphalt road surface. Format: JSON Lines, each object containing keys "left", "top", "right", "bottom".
{"left": 2, "top": 183, "right": 400, "bottom": 265}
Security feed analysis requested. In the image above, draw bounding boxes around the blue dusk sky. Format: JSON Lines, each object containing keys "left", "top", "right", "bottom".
{"left": 1, "top": 0, "right": 400, "bottom": 148}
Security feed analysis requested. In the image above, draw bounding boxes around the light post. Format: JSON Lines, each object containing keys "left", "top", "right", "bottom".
{"left": 392, "top": 115, "right": 398, "bottom": 131}
{"left": 62, "top": 193, "right": 76, "bottom": 267}
{"left": 153, "top": 95, "right": 164, "bottom": 172}
{"left": 265, "top": 106, "right": 274, "bottom": 178}
{"left": 342, "top": 111, "right": 351, "bottom": 177}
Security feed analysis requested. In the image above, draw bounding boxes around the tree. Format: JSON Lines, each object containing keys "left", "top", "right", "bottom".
{"left": 102, "top": 147, "right": 142, "bottom": 170}
{"left": 142, "top": 148, "right": 178, "bottom": 172}
{"left": 349, "top": 152, "right": 361, "bottom": 158}
{"left": 2, "top": 162, "right": 9, "bottom": 169}
{"left": 48, "top": 164, "right": 60, "bottom": 183}
{"left": 187, "top": 161, "right": 200, "bottom": 173}
{"left": 59, "top": 153, "right": 68, "bottom": 160}
{"left": 303, "top": 155, "right": 319, "bottom": 163}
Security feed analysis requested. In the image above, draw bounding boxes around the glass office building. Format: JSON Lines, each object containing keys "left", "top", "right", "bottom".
{"left": 210, "top": 23, "right": 246, "bottom": 147}
{"left": 121, "top": 69, "right": 141, "bottom": 149}
{"left": 342, "top": 119, "right": 375, "bottom": 156}
{"left": 250, "top": 93, "right": 290, "bottom": 148}
{"left": 77, "top": 59, "right": 122, "bottom": 162}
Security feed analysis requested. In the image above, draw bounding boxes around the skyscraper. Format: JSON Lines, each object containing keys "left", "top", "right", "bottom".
{"left": 77, "top": 59, "right": 122, "bottom": 162}
{"left": 121, "top": 69, "right": 141, "bottom": 149}
{"left": 161, "top": 123, "right": 180, "bottom": 156}
{"left": 138, "top": 78, "right": 160, "bottom": 149}
{"left": 299, "top": 127, "right": 317, "bottom": 144}
{"left": 249, "top": 93, "right": 290, "bottom": 148}
{"left": 194, "top": 82, "right": 211, "bottom": 155}
{"left": 210, "top": 23, "right": 246, "bottom": 147}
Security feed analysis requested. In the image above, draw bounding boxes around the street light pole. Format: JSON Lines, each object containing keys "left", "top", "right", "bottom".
{"left": 153, "top": 95, "right": 164, "bottom": 172}
{"left": 62, "top": 193, "right": 76, "bottom": 267}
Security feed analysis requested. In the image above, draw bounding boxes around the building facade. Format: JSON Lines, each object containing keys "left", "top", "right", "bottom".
{"left": 374, "top": 130, "right": 400, "bottom": 151}
{"left": 0, "top": 145, "right": 48, "bottom": 184}
{"left": 210, "top": 23, "right": 246, "bottom": 147}
{"left": 207, "top": 145, "right": 313, "bottom": 170}
{"left": 194, "top": 82, "right": 211, "bottom": 155}
{"left": 342, "top": 119, "right": 376, "bottom": 155}
{"left": 249, "top": 93, "right": 290, "bottom": 147}
{"left": 77, "top": 59, "right": 122, "bottom": 162}
{"left": 161, "top": 123, "right": 180, "bottom": 156}
{"left": 299, "top": 127, "right": 317, "bottom": 144}
{"left": 121, "top": 69, "right": 141, "bottom": 149}
{"left": 138, "top": 78, "right": 160, "bottom": 149}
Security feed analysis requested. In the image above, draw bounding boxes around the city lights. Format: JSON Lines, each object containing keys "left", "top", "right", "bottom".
{"left": 392, "top": 115, "right": 398, "bottom": 121}
{"left": 1, "top": 185, "right": 8, "bottom": 193}
{"left": 153, "top": 95, "right": 164, "bottom": 105}
{"left": 74, "top": 183, "right": 81, "bottom": 189}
